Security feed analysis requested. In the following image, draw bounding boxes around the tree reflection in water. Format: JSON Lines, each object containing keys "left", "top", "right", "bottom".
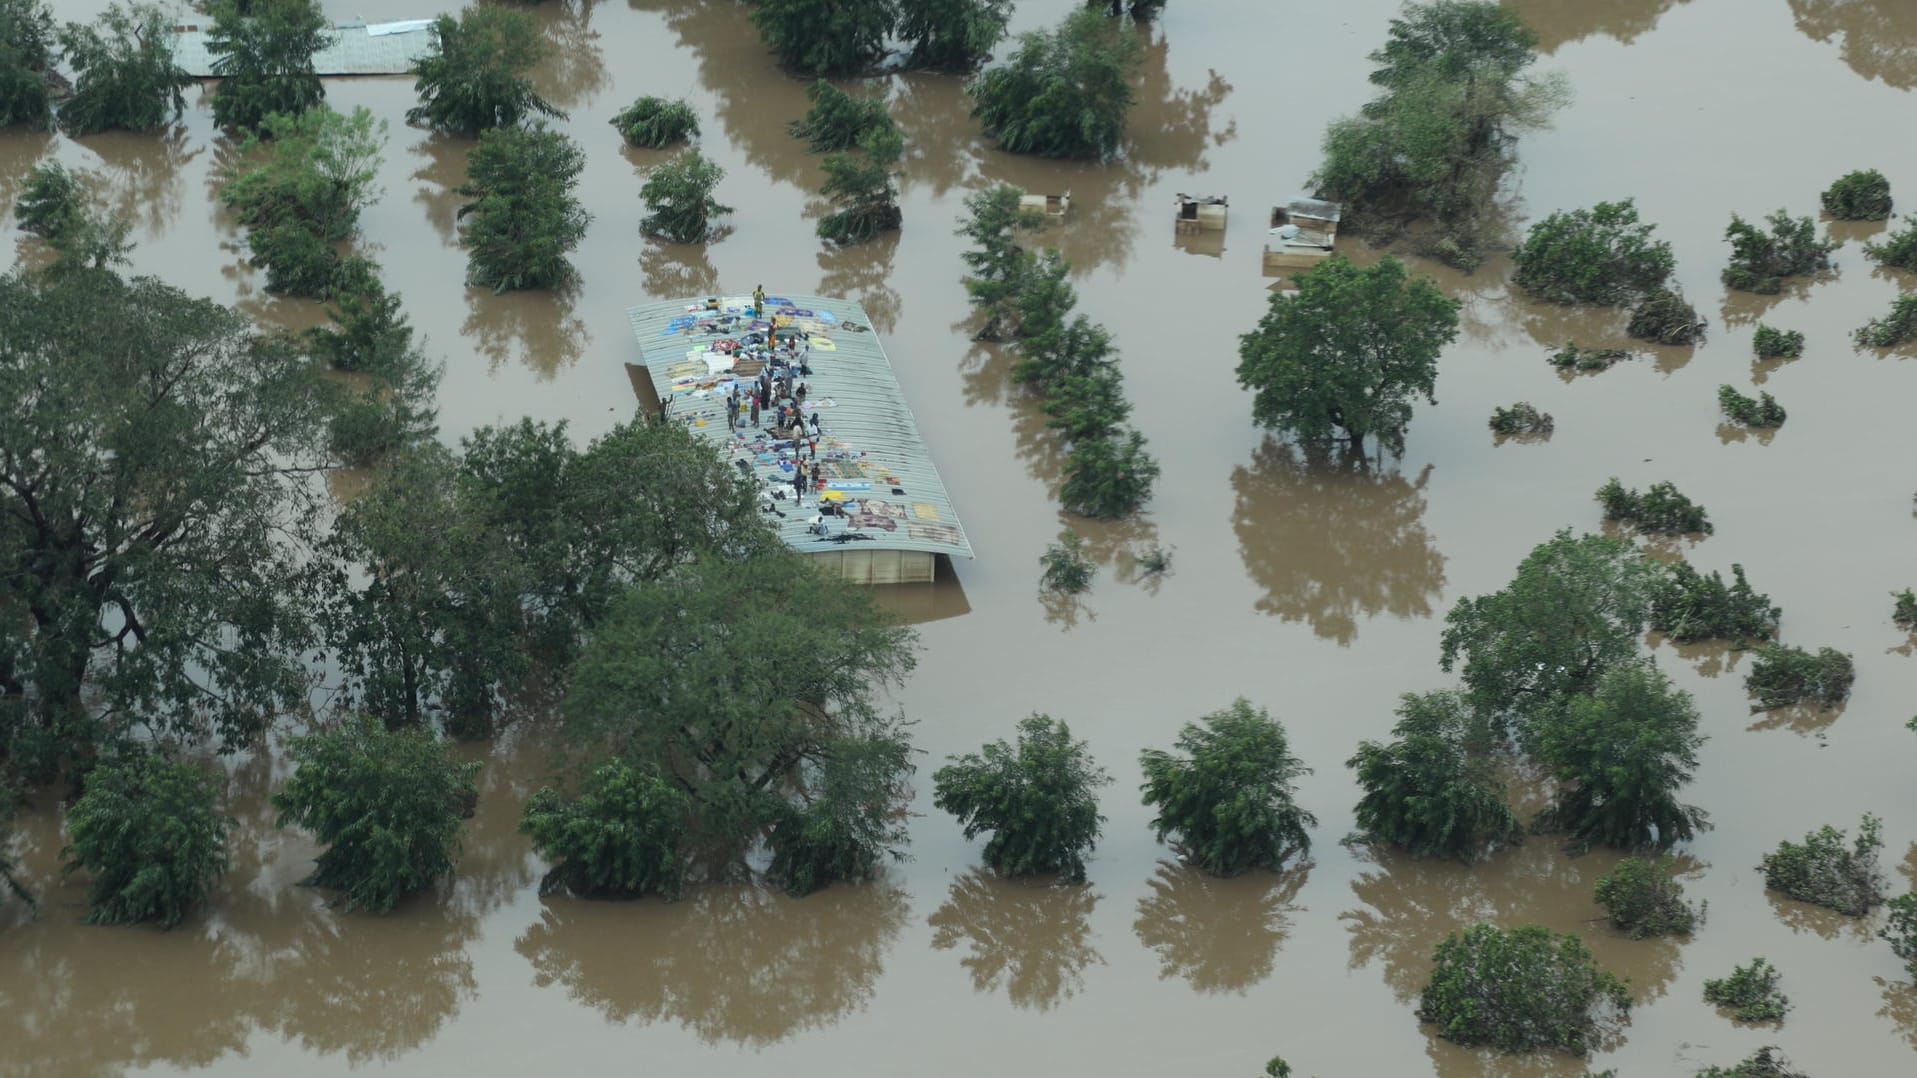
{"left": 1791, "top": 0, "right": 1917, "bottom": 89}
{"left": 1509, "top": 0, "right": 1694, "bottom": 53}
{"left": 465, "top": 286, "right": 591, "bottom": 380}
{"left": 641, "top": 240, "right": 722, "bottom": 299}
{"left": 1132, "top": 860, "right": 1306, "bottom": 995}
{"left": 816, "top": 231, "right": 902, "bottom": 335}
{"left": 1231, "top": 440, "right": 1446, "bottom": 645}
{"left": 928, "top": 869, "right": 1105, "bottom": 1011}
{"left": 82, "top": 126, "right": 199, "bottom": 233}
{"left": 516, "top": 882, "right": 908, "bottom": 1046}
{"left": 527, "top": 0, "right": 611, "bottom": 112}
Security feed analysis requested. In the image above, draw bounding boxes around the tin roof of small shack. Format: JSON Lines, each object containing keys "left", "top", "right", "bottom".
{"left": 626, "top": 295, "right": 975, "bottom": 562}
{"left": 168, "top": 19, "right": 438, "bottom": 77}
{"left": 1286, "top": 198, "right": 1344, "bottom": 223}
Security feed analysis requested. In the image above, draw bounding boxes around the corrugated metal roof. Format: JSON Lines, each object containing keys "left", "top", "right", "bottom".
{"left": 167, "top": 20, "right": 437, "bottom": 78}
{"left": 626, "top": 295, "right": 975, "bottom": 562}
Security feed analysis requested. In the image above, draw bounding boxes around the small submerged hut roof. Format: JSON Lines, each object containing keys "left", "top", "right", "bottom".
{"left": 167, "top": 18, "right": 439, "bottom": 78}
{"left": 625, "top": 294, "right": 975, "bottom": 563}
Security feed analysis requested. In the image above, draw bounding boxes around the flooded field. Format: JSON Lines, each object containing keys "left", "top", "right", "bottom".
{"left": 5, "top": 0, "right": 1917, "bottom": 1074}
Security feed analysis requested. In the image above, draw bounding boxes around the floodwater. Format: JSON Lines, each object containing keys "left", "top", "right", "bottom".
{"left": 5, "top": 0, "right": 1917, "bottom": 1074}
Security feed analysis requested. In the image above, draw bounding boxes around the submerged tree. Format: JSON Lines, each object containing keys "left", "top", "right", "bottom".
{"left": 968, "top": 6, "right": 1142, "bottom": 160}
{"left": 0, "top": 0, "right": 58, "bottom": 130}
{"left": 1595, "top": 478, "right": 1712, "bottom": 536}
{"left": 1038, "top": 531, "right": 1095, "bottom": 594}
{"left": 1854, "top": 293, "right": 1917, "bottom": 348}
{"left": 1510, "top": 199, "right": 1674, "bottom": 305}
{"left": 1626, "top": 287, "right": 1704, "bottom": 345}
{"left": 1722, "top": 209, "right": 1838, "bottom": 294}
{"left": 1697, "top": 1047, "right": 1809, "bottom": 1078}
{"left": 751, "top": 0, "right": 898, "bottom": 76}
{"left": 1060, "top": 426, "right": 1159, "bottom": 518}
{"left": 1310, "top": 0, "right": 1567, "bottom": 268}
{"left": 1743, "top": 644, "right": 1853, "bottom": 710}
{"left": 1532, "top": 660, "right": 1708, "bottom": 853}
{"left": 1703, "top": 958, "right": 1790, "bottom": 1024}
{"left": 1884, "top": 892, "right": 1917, "bottom": 981}
{"left": 1751, "top": 325, "right": 1804, "bottom": 359}
{"left": 206, "top": 0, "right": 329, "bottom": 134}
{"left": 1863, "top": 219, "right": 1917, "bottom": 272}
{"left": 457, "top": 121, "right": 590, "bottom": 292}
{"left": 1821, "top": 168, "right": 1892, "bottom": 220}
{"left": 934, "top": 713, "right": 1111, "bottom": 882}
{"left": 1594, "top": 856, "right": 1698, "bottom": 938}
{"left": 956, "top": 183, "right": 1048, "bottom": 338}
{"left": 520, "top": 758, "right": 690, "bottom": 899}
{"left": 563, "top": 556, "right": 919, "bottom": 890}
{"left": 609, "top": 95, "right": 698, "bottom": 148}
{"left": 898, "top": 0, "right": 1011, "bottom": 72}
{"left": 1440, "top": 529, "right": 1656, "bottom": 732}
{"left": 273, "top": 716, "right": 481, "bottom": 913}
{"left": 0, "top": 269, "right": 332, "bottom": 785}
{"left": 1759, "top": 814, "right": 1886, "bottom": 916}
{"left": 1139, "top": 699, "right": 1315, "bottom": 877}
{"left": 1417, "top": 923, "right": 1631, "bottom": 1054}
{"left": 817, "top": 125, "right": 903, "bottom": 245}
{"left": 1347, "top": 689, "right": 1519, "bottom": 861}
{"left": 1718, "top": 384, "right": 1786, "bottom": 428}
{"left": 13, "top": 159, "right": 82, "bottom": 238}
{"left": 406, "top": 6, "right": 562, "bottom": 137}
{"left": 1647, "top": 561, "right": 1779, "bottom": 646}
{"left": 640, "top": 148, "right": 731, "bottom": 244}
{"left": 219, "top": 105, "right": 387, "bottom": 298}
{"left": 1236, "top": 255, "right": 1461, "bottom": 457}
{"left": 788, "top": 79, "right": 896, "bottom": 153}
{"left": 55, "top": 2, "right": 193, "bottom": 135}
{"left": 61, "top": 754, "right": 233, "bottom": 928}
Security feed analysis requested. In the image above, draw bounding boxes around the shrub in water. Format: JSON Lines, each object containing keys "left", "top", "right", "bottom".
{"left": 1510, "top": 199, "right": 1675, "bottom": 305}
{"left": 1863, "top": 219, "right": 1917, "bottom": 271}
{"left": 1743, "top": 643, "right": 1853, "bottom": 710}
{"left": 1894, "top": 588, "right": 1917, "bottom": 630}
{"left": 1627, "top": 288, "right": 1704, "bottom": 344}
{"left": 1853, "top": 294, "right": 1917, "bottom": 347}
{"left": 1757, "top": 813, "right": 1886, "bottom": 916}
{"left": 1593, "top": 856, "right": 1698, "bottom": 938}
{"left": 1139, "top": 698, "right": 1316, "bottom": 876}
{"left": 1595, "top": 478, "right": 1712, "bottom": 535}
{"left": 1647, "top": 561, "right": 1779, "bottom": 646}
{"left": 1549, "top": 342, "right": 1634, "bottom": 371}
{"left": 1883, "top": 892, "right": 1917, "bottom": 981}
{"left": 1038, "top": 531, "right": 1095, "bottom": 594}
{"left": 1821, "top": 169, "right": 1892, "bottom": 220}
{"left": 610, "top": 95, "right": 698, "bottom": 148}
{"left": 1697, "top": 1047, "right": 1808, "bottom": 1078}
{"left": 933, "top": 713, "right": 1111, "bottom": 881}
{"left": 1703, "top": 958, "right": 1790, "bottom": 1023}
{"left": 1417, "top": 923, "right": 1631, "bottom": 1054}
{"left": 1489, "top": 401, "right": 1553, "bottom": 435}
{"left": 1722, "top": 210, "right": 1837, "bottom": 294}
{"left": 1751, "top": 325, "right": 1804, "bottom": 359}
{"left": 1718, "top": 385, "right": 1786, "bottom": 428}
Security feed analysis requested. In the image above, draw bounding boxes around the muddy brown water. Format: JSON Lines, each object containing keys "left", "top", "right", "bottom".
{"left": 6, "top": 1, "right": 1917, "bottom": 1074}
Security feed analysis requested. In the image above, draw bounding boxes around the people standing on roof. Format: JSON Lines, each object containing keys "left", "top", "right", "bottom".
{"left": 754, "top": 284, "right": 766, "bottom": 317}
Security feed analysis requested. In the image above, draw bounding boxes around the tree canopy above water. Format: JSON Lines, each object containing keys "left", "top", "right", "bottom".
{"left": 968, "top": 7, "right": 1142, "bottom": 160}
{"left": 406, "top": 6, "right": 563, "bottom": 137}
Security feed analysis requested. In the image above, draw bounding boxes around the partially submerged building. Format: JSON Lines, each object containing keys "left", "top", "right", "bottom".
{"left": 168, "top": 17, "right": 438, "bottom": 77}
{"left": 1263, "top": 197, "right": 1343, "bottom": 275}
{"left": 625, "top": 294, "right": 974, "bottom": 585}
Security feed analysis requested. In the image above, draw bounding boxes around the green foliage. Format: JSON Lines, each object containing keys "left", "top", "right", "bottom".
{"left": 1696, "top": 1046, "right": 1809, "bottom": 1078}
{"left": 1262, "top": 1059, "right": 1293, "bottom": 1078}
{"left": 765, "top": 728, "right": 914, "bottom": 896}
{"left": 956, "top": 182, "right": 1046, "bottom": 339}
{"left": 1757, "top": 814, "right": 1887, "bottom": 916}
{"left": 13, "top": 159, "right": 80, "bottom": 238}
{"left": 0, "top": 269, "right": 331, "bottom": 785}
{"left": 1039, "top": 531, "right": 1095, "bottom": 594}
{"left": 1717, "top": 384, "right": 1786, "bottom": 428}
{"left": 1060, "top": 427, "right": 1159, "bottom": 519}
{"left": 1440, "top": 529, "right": 1655, "bottom": 728}
{"left": 1139, "top": 699, "right": 1316, "bottom": 876}
{"left": 1853, "top": 293, "right": 1917, "bottom": 347}
{"left": 1883, "top": 892, "right": 1917, "bottom": 981}
{"left": 933, "top": 713, "right": 1111, "bottom": 882}
{"left": 788, "top": 79, "right": 895, "bottom": 153}
{"left": 1043, "top": 364, "right": 1131, "bottom": 442}
{"left": 406, "top": 7, "right": 562, "bottom": 137}
{"left": 562, "top": 557, "right": 917, "bottom": 883}
{"left": 1862, "top": 218, "right": 1917, "bottom": 271}
{"left": 1722, "top": 210, "right": 1837, "bottom": 293}
{"left": 1347, "top": 689, "right": 1518, "bottom": 861}
{"left": 1894, "top": 588, "right": 1917, "bottom": 631}
{"left": 274, "top": 718, "right": 480, "bottom": 914}
{"left": 818, "top": 125, "right": 904, "bottom": 245}
{"left": 1136, "top": 546, "right": 1171, "bottom": 574}
{"left": 456, "top": 121, "right": 590, "bottom": 292}
{"left": 898, "top": 0, "right": 1010, "bottom": 72}
{"left": 1511, "top": 199, "right": 1674, "bottom": 305}
{"left": 1236, "top": 255, "right": 1461, "bottom": 456}
{"left": 640, "top": 148, "right": 731, "bottom": 244}
{"left": 206, "top": 0, "right": 328, "bottom": 134}
{"left": 752, "top": 0, "right": 898, "bottom": 76}
{"left": 1751, "top": 324, "right": 1804, "bottom": 359}
{"left": 968, "top": 7, "right": 1142, "bottom": 160}
{"left": 1489, "top": 402, "right": 1552, "bottom": 435}
{"left": 610, "top": 95, "right": 698, "bottom": 148}
{"left": 1743, "top": 643, "right": 1853, "bottom": 711}
{"left": 1549, "top": 342, "right": 1634, "bottom": 371}
{"left": 246, "top": 220, "right": 338, "bottom": 296}
{"left": 1596, "top": 478, "right": 1712, "bottom": 536}
{"left": 55, "top": 2, "right": 191, "bottom": 135}
{"left": 1703, "top": 958, "right": 1789, "bottom": 1023}
{"left": 0, "top": 818, "right": 28, "bottom": 911}
{"left": 305, "top": 258, "right": 414, "bottom": 373}
{"left": 1821, "top": 168, "right": 1891, "bottom": 220}
{"left": 220, "top": 106, "right": 386, "bottom": 241}
{"left": 1627, "top": 288, "right": 1704, "bottom": 345}
{"left": 1417, "top": 922, "right": 1631, "bottom": 1054}
{"left": 1594, "top": 856, "right": 1698, "bottom": 938}
{"left": 325, "top": 418, "right": 776, "bottom": 733}
{"left": 0, "top": 0, "right": 57, "bottom": 129}
{"left": 1647, "top": 561, "right": 1779, "bottom": 646}
{"left": 1311, "top": 0, "right": 1565, "bottom": 268}
{"left": 60, "top": 754, "right": 231, "bottom": 928}
{"left": 1532, "top": 660, "right": 1708, "bottom": 853}
{"left": 520, "top": 757, "right": 690, "bottom": 899}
